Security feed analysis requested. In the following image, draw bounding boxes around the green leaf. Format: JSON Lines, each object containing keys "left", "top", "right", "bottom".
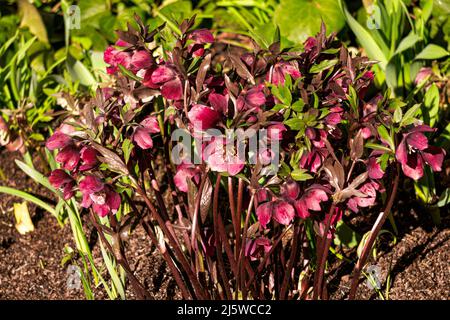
{"left": 66, "top": 54, "right": 96, "bottom": 87}
{"left": 339, "top": 0, "right": 387, "bottom": 69}
{"left": 15, "top": 160, "right": 57, "bottom": 193}
{"left": 17, "top": 0, "right": 48, "bottom": 43}
{"left": 415, "top": 44, "right": 449, "bottom": 60}
{"left": 291, "top": 168, "right": 313, "bottom": 181}
{"left": 291, "top": 99, "right": 305, "bottom": 112}
{"left": 334, "top": 220, "right": 361, "bottom": 248}
{"left": 274, "top": 0, "right": 345, "bottom": 43}
{"left": 309, "top": 59, "right": 338, "bottom": 74}
{"left": 122, "top": 138, "right": 134, "bottom": 164}
{"left": 394, "top": 32, "right": 421, "bottom": 55}
{"left": 437, "top": 188, "right": 450, "bottom": 208}
{"left": 400, "top": 103, "right": 421, "bottom": 127}
{"left": 422, "top": 83, "right": 439, "bottom": 127}
{"left": 377, "top": 125, "right": 395, "bottom": 151}
{"left": 0, "top": 186, "right": 56, "bottom": 218}
{"left": 284, "top": 118, "right": 302, "bottom": 130}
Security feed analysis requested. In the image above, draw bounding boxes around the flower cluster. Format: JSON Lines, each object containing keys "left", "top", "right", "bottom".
{"left": 46, "top": 127, "right": 121, "bottom": 217}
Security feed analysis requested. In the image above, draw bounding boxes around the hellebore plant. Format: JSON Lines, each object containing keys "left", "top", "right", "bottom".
{"left": 44, "top": 17, "right": 445, "bottom": 300}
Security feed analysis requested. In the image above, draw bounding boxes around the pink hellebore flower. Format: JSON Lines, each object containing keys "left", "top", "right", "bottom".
{"left": 347, "top": 181, "right": 380, "bottom": 213}
{"left": 266, "top": 61, "right": 301, "bottom": 85}
{"left": 104, "top": 46, "right": 132, "bottom": 74}
{"left": 49, "top": 169, "right": 75, "bottom": 200}
{"left": 79, "top": 147, "right": 99, "bottom": 171}
{"left": 56, "top": 145, "right": 80, "bottom": 171}
{"left": 395, "top": 125, "right": 445, "bottom": 180}
{"left": 133, "top": 116, "right": 160, "bottom": 149}
{"left": 79, "top": 176, "right": 121, "bottom": 217}
{"left": 414, "top": 67, "right": 433, "bottom": 85}
{"left": 208, "top": 92, "right": 229, "bottom": 114}
{"left": 367, "top": 156, "right": 384, "bottom": 179}
{"left": 187, "top": 104, "right": 220, "bottom": 130}
{"left": 130, "top": 50, "right": 153, "bottom": 72}
{"left": 173, "top": 163, "right": 201, "bottom": 193}
{"left": 187, "top": 29, "right": 214, "bottom": 57}
{"left": 256, "top": 200, "right": 295, "bottom": 228}
{"left": 203, "top": 138, "right": 245, "bottom": 176}
{"left": 295, "top": 188, "right": 328, "bottom": 219}
{"left": 245, "top": 237, "right": 272, "bottom": 261}
{"left": 267, "top": 123, "right": 287, "bottom": 141}
{"left": 237, "top": 85, "right": 266, "bottom": 112}
{"left": 145, "top": 65, "right": 183, "bottom": 100}
{"left": 46, "top": 132, "right": 73, "bottom": 150}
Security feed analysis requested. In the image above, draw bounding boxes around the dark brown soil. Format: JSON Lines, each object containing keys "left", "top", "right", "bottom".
{"left": 0, "top": 149, "right": 448, "bottom": 300}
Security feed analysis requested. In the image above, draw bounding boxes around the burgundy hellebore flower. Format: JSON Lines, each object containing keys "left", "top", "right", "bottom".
{"left": 79, "top": 176, "right": 121, "bottom": 217}
{"left": 133, "top": 116, "right": 160, "bottom": 149}
{"left": 347, "top": 181, "right": 380, "bottom": 213}
{"left": 46, "top": 131, "right": 73, "bottom": 150}
{"left": 173, "top": 163, "right": 201, "bottom": 192}
{"left": 266, "top": 61, "right": 301, "bottom": 85}
{"left": 245, "top": 237, "right": 272, "bottom": 261}
{"left": 79, "top": 147, "right": 99, "bottom": 171}
{"left": 295, "top": 188, "right": 328, "bottom": 219}
{"left": 130, "top": 50, "right": 153, "bottom": 72}
{"left": 49, "top": 169, "right": 75, "bottom": 200}
{"left": 367, "top": 156, "right": 384, "bottom": 179}
{"left": 187, "top": 29, "right": 214, "bottom": 57}
{"left": 203, "top": 137, "right": 245, "bottom": 176}
{"left": 56, "top": 145, "right": 80, "bottom": 171}
{"left": 144, "top": 65, "right": 183, "bottom": 100}
{"left": 187, "top": 104, "right": 220, "bottom": 130}
{"left": 237, "top": 85, "right": 266, "bottom": 112}
{"left": 104, "top": 44, "right": 132, "bottom": 74}
{"left": 395, "top": 125, "right": 445, "bottom": 180}
{"left": 208, "top": 92, "right": 229, "bottom": 114}
{"left": 256, "top": 200, "right": 295, "bottom": 228}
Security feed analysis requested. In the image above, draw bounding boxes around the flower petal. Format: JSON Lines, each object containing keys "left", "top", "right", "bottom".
{"left": 161, "top": 78, "right": 183, "bottom": 100}
{"left": 422, "top": 146, "right": 445, "bottom": 172}
{"left": 188, "top": 104, "right": 220, "bottom": 130}
{"left": 407, "top": 132, "right": 428, "bottom": 150}
{"left": 151, "top": 65, "right": 176, "bottom": 84}
{"left": 79, "top": 175, "right": 104, "bottom": 194}
{"left": 367, "top": 157, "right": 384, "bottom": 179}
{"left": 256, "top": 202, "right": 272, "bottom": 229}
{"left": 46, "top": 132, "right": 72, "bottom": 150}
{"left": 273, "top": 201, "right": 295, "bottom": 226}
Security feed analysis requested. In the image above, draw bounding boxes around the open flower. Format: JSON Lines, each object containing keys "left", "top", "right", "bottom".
{"left": 266, "top": 61, "right": 301, "bottom": 85}
{"left": 237, "top": 85, "right": 266, "bottom": 112}
{"left": 187, "top": 104, "right": 220, "bottom": 130}
{"left": 396, "top": 125, "right": 445, "bottom": 180}
{"left": 203, "top": 137, "right": 245, "bottom": 176}
{"left": 256, "top": 200, "right": 295, "bottom": 228}
{"left": 187, "top": 29, "right": 214, "bottom": 57}
{"left": 104, "top": 43, "right": 132, "bottom": 74}
{"left": 173, "top": 163, "right": 201, "bottom": 192}
{"left": 49, "top": 169, "right": 75, "bottom": 200}
{"left": 367, "top": 156, "right": 384, "bottom": 179}
{"left": 145, "top": 65, "right": 183, "bottom": 100}
{"left": 347, "top": 181, "right": 380, "bottom": 213}
{"left": 133, "top": 116, "right": 160, "bottom": 149}
{"left": 79, "top": 176, "right": 121, "bottom": 217}
{"left": 245, "top": 237, "right": 272, "bottom": 261}
{"left": 295, "top": 187, "right": 329, "bottom": 219}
